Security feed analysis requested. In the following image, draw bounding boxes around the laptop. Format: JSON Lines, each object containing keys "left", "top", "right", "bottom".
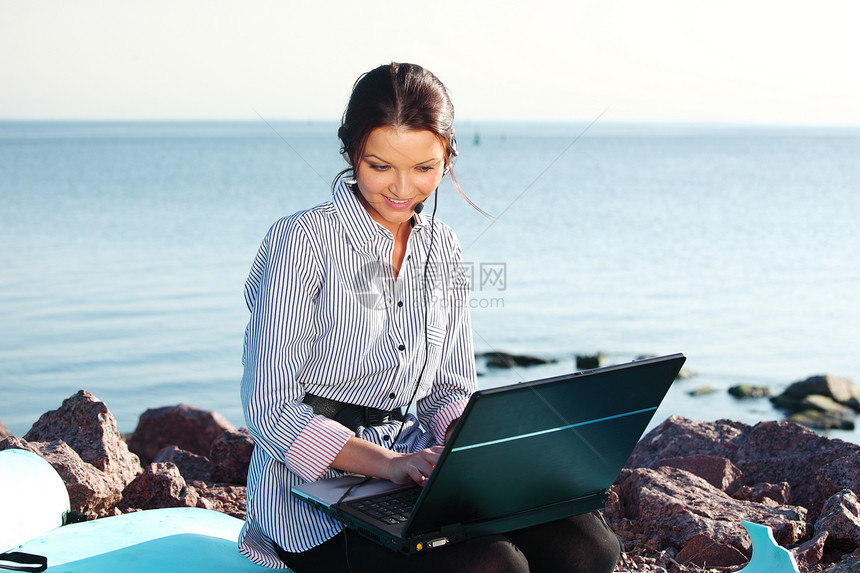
{"left": 292, "top": 353, "right": 685, "bottom": 554}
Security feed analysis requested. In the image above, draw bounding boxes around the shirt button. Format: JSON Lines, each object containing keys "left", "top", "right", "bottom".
{"left": 398, "top": 344, "right": 406, "bottom": 351}
{"left": 383, "top": 435, "right": 391, "bottom": 442}
{"left": 397, "top": 301, "right": 403, "bottom": 307}
{"left": 389, "top": 392, "right": 396, "bottom": 399}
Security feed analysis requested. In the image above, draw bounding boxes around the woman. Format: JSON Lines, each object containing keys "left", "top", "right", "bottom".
{"left": 238, "top": 63, "right": 620, "bottom": 573}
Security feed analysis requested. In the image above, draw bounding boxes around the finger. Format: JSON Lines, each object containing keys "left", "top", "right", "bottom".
{"left": 407, "top": 464, "right": 428, "bottom": 486}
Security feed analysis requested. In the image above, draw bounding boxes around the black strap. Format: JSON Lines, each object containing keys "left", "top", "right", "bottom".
{"left": 0, "top": 552, "right": 47, "bottom": 573}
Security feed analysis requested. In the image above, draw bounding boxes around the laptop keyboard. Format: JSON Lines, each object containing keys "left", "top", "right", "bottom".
{"left": 349, "top": 487, "right": 421, "bottom": 525}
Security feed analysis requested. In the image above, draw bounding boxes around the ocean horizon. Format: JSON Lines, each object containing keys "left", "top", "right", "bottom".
{"left": 1, "top": 120, "right": 858, "bottom": 443}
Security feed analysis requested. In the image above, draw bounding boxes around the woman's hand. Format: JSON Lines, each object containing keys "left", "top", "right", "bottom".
{"left": 386, "top": 446, "right": 444, "bottom": 486}
{"left": 331, "top": 438, "right": 443, "bottom": 486}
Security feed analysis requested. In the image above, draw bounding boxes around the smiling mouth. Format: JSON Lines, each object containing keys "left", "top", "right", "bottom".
{"left": 384, "top": 196, "right": 411, "bottom": 207}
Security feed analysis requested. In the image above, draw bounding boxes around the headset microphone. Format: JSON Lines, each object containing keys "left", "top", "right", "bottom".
{"left": 413, "top": 202, "right": 425, "bottom": 214}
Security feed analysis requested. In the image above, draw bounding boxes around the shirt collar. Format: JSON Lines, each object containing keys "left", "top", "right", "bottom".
{"left": 332, "top": 179, "right": 427, "bottom": 251}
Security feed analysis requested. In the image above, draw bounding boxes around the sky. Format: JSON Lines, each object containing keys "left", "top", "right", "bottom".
{"left": 2, "top": 0, "right": 859, "bottom": 125}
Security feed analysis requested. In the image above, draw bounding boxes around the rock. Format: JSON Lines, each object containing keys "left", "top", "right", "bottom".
{"left": 728, "top": 384, "right": 772, "bottom": 399}
{"left": 788, "top": 409, "right": 855, "bottom": 431}
{"left": 624, "top": 415, "right": 750, "bottom": 469}
{"left": 733, "top": 420, "right": 860, "bottom": 514}
{"left": 794, "top": 530, "right": 828, "bottom": 570}
{"left": 654, "top": 454, "right": 743, "bottom": 493}
{"left": 675, "top": 533, "right": 748, "bottom": 568}
{"left": 480, "top": 351, "right": 557, "bottom": 369}
{"left": 0, "top": 435, "right": 37, "bottom": 453}
{"left": 732, "top": 481, "right": 792, "bottom": 505}
{"left": 1, "top": 436, "right": 122, "bottom": 519}
{"left": 0, "top": 420, "right": 10, "bottom": 439}
{"left": 189, "top": 482, "right": 247, "bottom": 519}
{"left": 801, "top": 394, "right": 856, "bottom": 416}
{"left": 817, "top": 451, "right": 860, "bottom": 500}
{"left": 576, "top": 353, "right": 604, "bottom": 370}
{"left": 610, "top": 466, "right": 808, "bottom": 553}
{"left": 210, "top": 428, "right": 254, "bottom": 484}
{"left": 126, "top": 405, "right": 235, "bottom": 463}
{"left": 822, "top": 548, "right": 860, "bottom": 573}
{"left": 33, "top": 439, "right": 122, "bottom": 519}
{"left": 688, "top": 386, "right": 717, "bottom": 396}
{"left": 815, "top": 490, "right": 860, "bottom": 553}
{"left": 24, "top": 390, "right": 141, "bottom": 487}
{"left": 153, "top": 446, "right": 214, "bottom": 483}
{"left": 676, "top": 368, "right": 697, "bottom": 379}
{"left": 118, "top": 462, "right": 199, "bottom": 511}
{"left": 774, "top": 374, "right": 860, "bottom": 412}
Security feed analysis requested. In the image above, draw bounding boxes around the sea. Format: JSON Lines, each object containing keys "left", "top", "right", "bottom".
{"left": 1, "top": 120, "right": 858, "bottom": 444}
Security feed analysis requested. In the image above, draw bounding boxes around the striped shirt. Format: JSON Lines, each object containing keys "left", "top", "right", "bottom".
{"left": 238, "top": 180, "right": 477, "bottom": 567}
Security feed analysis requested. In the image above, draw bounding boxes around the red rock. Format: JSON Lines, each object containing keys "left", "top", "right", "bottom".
{"left": 815, "top": 490, "right": 860, "bottom": 552}
{"left": 210, "top": 427, "right": 254, "bottom": 484}
{"left": 190, "top": 482, "right": 247, "bottom": 519}
{"left": 126, "top": 405, "right": 235, "bottom": 463}
{"left": 118, "top": 462, "right": 199, "bottom": 511}
{"left": 1, "top": 437, "right": 122, "bottom": 519}
{"left": 654, "top": 454, "right": 743, "bottom": 493}
{"left": 822, "top": 548, "right": 860, "bottom": 573}
{"left": 733, "top": 420, "right": 860, "bottom": 514}
{"left": 733, "top": 481, "right": 792, "bottom": 505}
{"left": 153, "top": 446, "right": 214, "bottom": 483}
{"left": 794, "top": 531, "right": 828, "bottom": 569}
{"left": 0, "top": 435, "right": 37, "bottom": 453}
{"left": 817, "top": 452, "right": 860, "bottom": 501}
{"left": 675, "top": 533, "right": 747, "bottom": 568}
{"left": 611, "top": 466, "right": 809, "bottom": 552}
{"left": 24, "top": 390, "right": 141, "bottom": 487}
{"left": 625, "top": 415, "right": 750, "bottom": 469}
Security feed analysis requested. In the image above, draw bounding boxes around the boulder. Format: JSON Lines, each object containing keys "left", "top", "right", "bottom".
{"left": 795, "top": 531, "right": 829, "bottom": 570}
{"left": 788, "top": 409, "right": 855, "bottom": 430}
{"left": 815, "top": 490, "right": 860, "bottom": 553}
{"left": 624, "top": 415, "right": 750, "bottom": 469}
{"left": 0, "top": 435, "right": 37, "bottom": 454}
{"left": 773, "top": 374, "right": 860, "bottom": 412}
{"left": 0, "top": 419, "right": 10, "bottom": 439}
{"left": 728, "top": 384, "right": 772, "bottom": 399}
{"left": 608, "top": 466, "right": 809, "bottom": 553}
{"left": 0, "top": 436, "right": 122, "bottom": 519}
{"left": 210, "top": 427, "right": 254, "bottom": 484}
{"left": 733, "top": 481, "right": 792, "bottom": 505}
{"left": 823, "top": 548, "right": 860, "bottom": 573}
{"left": 675, "top": 533, "right": 747, "bottom": 568}
{"left": 126, "top": 404, "right": 235, "bottom": 463}
{"left": 153, "top": 446, "right": 214, "bottom": 483}
{"left": 733, "top": 421, "right": 860, "bottom": 514}
{"left": 653, "top": 454, "right": 743, "bottom": 493}
{"left": 817, "top": 452, "right": 860, "bottom": 500}
{"left": 118, "top": 462, "right": 199, "bottom": 511}
{"left": 24, "top": 390, "right": 141, "bottom": 487}
{"left": 576, "top": 353, "right": 604, "bottom": 370}
{"left": 480, "top": 351, "right": 557, "bottom": 369}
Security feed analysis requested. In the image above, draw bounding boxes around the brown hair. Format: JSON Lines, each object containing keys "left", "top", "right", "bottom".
{"left": 336, "top": 62, "right": 457, "bottom": 183}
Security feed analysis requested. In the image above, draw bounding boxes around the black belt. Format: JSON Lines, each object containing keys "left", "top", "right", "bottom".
{"left": 302, "top": 393, "right": 405, "bottom": 436}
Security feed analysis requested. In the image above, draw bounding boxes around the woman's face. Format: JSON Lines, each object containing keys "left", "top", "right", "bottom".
{"left": 354, "top": 127, "right": 446, "bottom": 234}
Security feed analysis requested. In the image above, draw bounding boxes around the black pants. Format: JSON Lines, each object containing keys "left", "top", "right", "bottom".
{"left": 275, "top": 512, "right": 621, "bottom": 573}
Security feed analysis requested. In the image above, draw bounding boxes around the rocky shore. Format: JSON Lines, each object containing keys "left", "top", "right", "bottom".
{"left": 2, "top": 390, "right": 859, "bottom": 572}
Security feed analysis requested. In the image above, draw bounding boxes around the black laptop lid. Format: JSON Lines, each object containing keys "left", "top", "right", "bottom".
{"left": 405, "top": 354, "right": 685, "bottom": 535}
